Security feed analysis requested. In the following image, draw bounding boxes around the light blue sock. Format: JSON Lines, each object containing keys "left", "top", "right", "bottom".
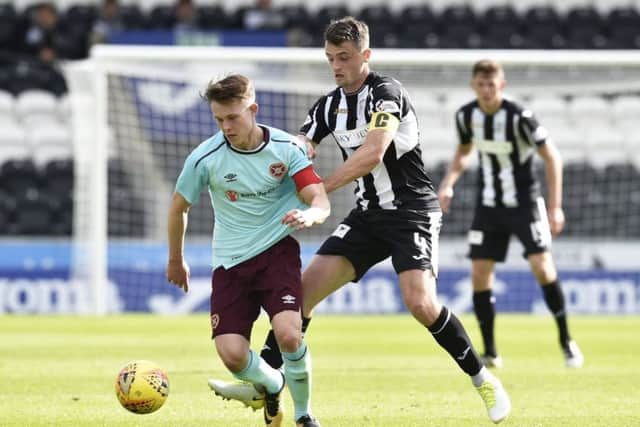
{"left": 232, "top": 350, "right": 283, "bottom": 394}
{"left": 282, "top": 341, "right": 311, "bottom": 421}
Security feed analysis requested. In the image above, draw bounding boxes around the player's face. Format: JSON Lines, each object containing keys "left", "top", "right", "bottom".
{"left": 211, "top": 99, "right": 257, "bottom": 147}
{"left": 325, "top": 41, "right": 371, "bottom": 93}
{"left": 471, "top": 73, "right": 506, "bottom": 112}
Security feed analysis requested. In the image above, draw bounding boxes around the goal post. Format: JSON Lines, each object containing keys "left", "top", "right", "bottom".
{"left": 66, "top": 46, "right": 640, "bottom": 315}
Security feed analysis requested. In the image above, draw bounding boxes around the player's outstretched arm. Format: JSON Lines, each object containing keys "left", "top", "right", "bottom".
{"left": 538, "top": 141, "right": 565, "bottom": 235}
{"left": 438, "top": 143, "right": 474, "bottom": 213}
{"left": 282, "top": 182, "right": 330, "bottom": 230}
{"left": 167, "top": 192, "right": 191, "bottom": 292}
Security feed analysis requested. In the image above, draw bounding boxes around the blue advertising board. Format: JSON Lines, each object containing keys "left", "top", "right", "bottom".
{"left": 1, "top": 242, "right": 639, "bottom": 315}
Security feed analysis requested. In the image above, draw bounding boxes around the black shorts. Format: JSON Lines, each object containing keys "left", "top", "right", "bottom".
{"left": 468, "top": 197, "right": 551, "bottom": 262}
{"left": 317, "top": 208, "right": 442, "bottom": 281}
{"left": 210, "top": 236, "right": 302, "bottom": 340}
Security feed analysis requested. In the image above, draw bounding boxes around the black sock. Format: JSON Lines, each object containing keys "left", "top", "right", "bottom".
{"left": 473, "top": 289, "right": 497, "bottom": 357}
{"left": 260, "top": 316, "right": 312, "bottom": 370}
{"left": 429, "top": 306, "right": 482, "bottom": 376}
{"left": 542, "top": 280, "right": 571, "bottom": 345}
{"left": 302, "top": 316, "right": 311, "bottom": 336}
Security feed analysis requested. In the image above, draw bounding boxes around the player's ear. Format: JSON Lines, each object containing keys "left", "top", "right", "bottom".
{"left": 362, "top": 48, "right": 372, "bottom": 62}
{"left": 249, "top": 102, "right": 258, "bottom": 114}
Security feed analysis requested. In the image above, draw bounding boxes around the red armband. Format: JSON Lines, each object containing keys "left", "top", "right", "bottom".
{"left": 292, "top": 165, "right": 322, "bottom": 192}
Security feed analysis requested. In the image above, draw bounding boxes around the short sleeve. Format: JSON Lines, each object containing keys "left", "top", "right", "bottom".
{"left": 175, "top": 151, "right": 209, "bottom": 204}
{"left": 519, "top": 109, "right": 549, "bottom": 147}
{"left": 299, "top": 96, "right": 330, "bottom": 143}
{"left": 455, "top": 109, "right": 472, "bottom": 145}
{"left": 287, "top": 138, "right": 312, "bottom": 176}
{"left": 371, "top": 78, "right": 403, "bottom": 120}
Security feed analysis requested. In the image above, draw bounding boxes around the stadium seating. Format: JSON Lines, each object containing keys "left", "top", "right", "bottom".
{"left": 1, "top": 0, "right": 640, "bottom": 237}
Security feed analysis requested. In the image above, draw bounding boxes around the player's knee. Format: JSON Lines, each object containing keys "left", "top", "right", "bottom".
{"left": 274, "top": 327, "right": 301, "bottom": 353}
{"left": 219, "top": 348, "right": 248, "bottom": 373}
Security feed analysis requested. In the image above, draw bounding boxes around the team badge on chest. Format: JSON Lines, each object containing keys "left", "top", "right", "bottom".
{"left": 269, "top": 162, "right": 287, "bottom": 179}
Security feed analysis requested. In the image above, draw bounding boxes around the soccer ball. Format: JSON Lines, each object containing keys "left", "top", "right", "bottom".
{"left": 115, "top": 360, "right": 169, "bottom": 414}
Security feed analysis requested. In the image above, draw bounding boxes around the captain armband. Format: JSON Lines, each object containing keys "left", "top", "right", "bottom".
{"left": 368, "top": 111, "right": 400, "bottom": 133}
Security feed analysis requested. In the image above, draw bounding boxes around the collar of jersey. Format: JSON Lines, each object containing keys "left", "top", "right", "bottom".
{"left": 225, "top": 125, "right": 270, "bottom": 154}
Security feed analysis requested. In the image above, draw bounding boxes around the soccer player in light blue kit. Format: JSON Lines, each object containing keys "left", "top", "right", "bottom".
{"left": 166, "top": 74, "right": 329, "bottom": 427}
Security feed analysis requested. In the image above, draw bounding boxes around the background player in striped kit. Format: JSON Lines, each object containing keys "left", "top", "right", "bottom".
{"left": 438, "top": 59, "right": 584, "bottom": 369}
{"left": 211, "top": 17, "right": 511, "bottom": 424}
{"left": 167, "top": 74, "right": 329, "bottom": 427}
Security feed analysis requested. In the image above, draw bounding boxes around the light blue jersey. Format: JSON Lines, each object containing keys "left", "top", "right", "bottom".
{"left": 176, "top": 125, "right": 312, "bottom": 269}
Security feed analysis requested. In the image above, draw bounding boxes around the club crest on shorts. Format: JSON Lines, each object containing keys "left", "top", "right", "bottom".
{"left": 269, "top": 162, "right": 287, "bottom": 179}
{"left": 210, "top": 313, "right": 220, "bottom": 330}
{"left": 225, "top": 190, "right": 238, "bottom": 202}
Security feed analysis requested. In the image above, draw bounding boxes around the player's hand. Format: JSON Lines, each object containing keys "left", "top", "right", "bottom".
{"left": 167, "top": 259, "right": 190, "bottom": 293}
{"left": 438, "top": 186, "right": 454, "bottom": 213}
{"left": 282, "top": 208, "right": 317, "bottom": 230}
{"left": 305, "top": 141, "right": 317, "bottom": 160}
{"left": 548, "top": 207, "right": 565, "bottom": 236}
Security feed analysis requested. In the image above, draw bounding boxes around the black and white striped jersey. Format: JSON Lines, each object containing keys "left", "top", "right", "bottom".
{"left": 300, "top": 71, "right": 440, "bottom": 212}
{"left": 455, "top": 98, "right": 549, "bottom": 208}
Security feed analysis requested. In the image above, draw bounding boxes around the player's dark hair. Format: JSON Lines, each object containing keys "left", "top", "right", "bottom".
{"left": 204, "top": 74, "right": 255, "bottom": 104}
{"left": 472, "top": 59, "right": 504, "bottom": 78}
{"left": 324, "top": 16, "right": 370, "bottom": 51}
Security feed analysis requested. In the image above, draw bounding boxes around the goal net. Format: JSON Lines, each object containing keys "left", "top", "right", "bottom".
{"left": 66, "top": 46, "right": 640, "bottom": 314}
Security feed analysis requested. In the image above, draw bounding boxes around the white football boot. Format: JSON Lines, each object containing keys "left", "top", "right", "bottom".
{"left": 208, "top": 379, "right": 265, "bottom": 410}
{"left": 474, "top": 369, "right": 511, "bottom": 424}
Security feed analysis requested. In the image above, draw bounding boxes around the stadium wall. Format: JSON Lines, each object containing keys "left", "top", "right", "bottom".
{"left": 1, "top": 240, "right": 638, "bottom": 315}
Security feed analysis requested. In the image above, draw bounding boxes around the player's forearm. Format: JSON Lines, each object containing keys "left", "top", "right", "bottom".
{"left": 440, "top": 147, "right": 471, "bottom": 190}
{"left": 542, "top": 144, "right": 563, "bottom": 209}
{"left": 323, "top": 131, "right": 390, "bottom": 193}
{"left": 545, "top": 155, "right": 563, "bottom": 209}
{"left": 167, "top": 209, "right": 188, "bottom": 262}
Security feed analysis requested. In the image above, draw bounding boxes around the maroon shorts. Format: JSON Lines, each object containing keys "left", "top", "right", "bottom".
{"left": 210, "top": 236, "right": 302, "bottom": 340}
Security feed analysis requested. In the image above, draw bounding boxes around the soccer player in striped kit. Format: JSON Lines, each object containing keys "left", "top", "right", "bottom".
{"left": 438, "top": 59, "right": 584, "bottom": 369}
{"left": 211, "top": 17, "right": 511, "bottom": 424}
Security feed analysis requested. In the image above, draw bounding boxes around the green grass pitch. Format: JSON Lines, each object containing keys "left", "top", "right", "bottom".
{"left": 1, "top": 314, "right": 639, "bottom": 426}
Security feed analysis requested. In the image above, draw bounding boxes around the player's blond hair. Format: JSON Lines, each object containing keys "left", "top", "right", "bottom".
{"left": 324, "top": 16, "right": 370, "bottom": 51}
{"left": 204, "top": 74, "right": 255, "bottom": 104}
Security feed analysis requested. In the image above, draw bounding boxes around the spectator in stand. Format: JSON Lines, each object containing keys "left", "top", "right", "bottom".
{"left": 91, "top": 0, "right": 124, "bottom": 45}
{"left": 23, "top": 2, "right": 70, "bottom": 59}
{"left": 243, "top": 0, "right": 285, "bottom": 30}
{"left": 174, "top": 0, "right": 198, "bottom": 32}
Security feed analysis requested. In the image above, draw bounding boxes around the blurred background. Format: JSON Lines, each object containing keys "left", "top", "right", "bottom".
{"left": 1, "top": 0, "right": 639, "bottom": 316}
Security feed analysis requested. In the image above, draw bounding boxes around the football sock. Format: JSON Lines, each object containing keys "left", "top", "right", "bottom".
{"left": 429, "top": 306, "right": 483, "bottom": 376}
{"left": 473, "top": 289, "right": 497, "bottom": 356}
{"left": 232, "top": 350, "right": 283, "bottom": 395}
{"left": 260, "top": 329, "right": 283, "bottom": 370}
{"left": 282, "top": 341, "right": 311, "bottom": 421}
{"left": 260, "top": 317, "right": 312, "bottom": 370}
{"left": 541, "top": 280, "right": 571, "bottom": 344}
